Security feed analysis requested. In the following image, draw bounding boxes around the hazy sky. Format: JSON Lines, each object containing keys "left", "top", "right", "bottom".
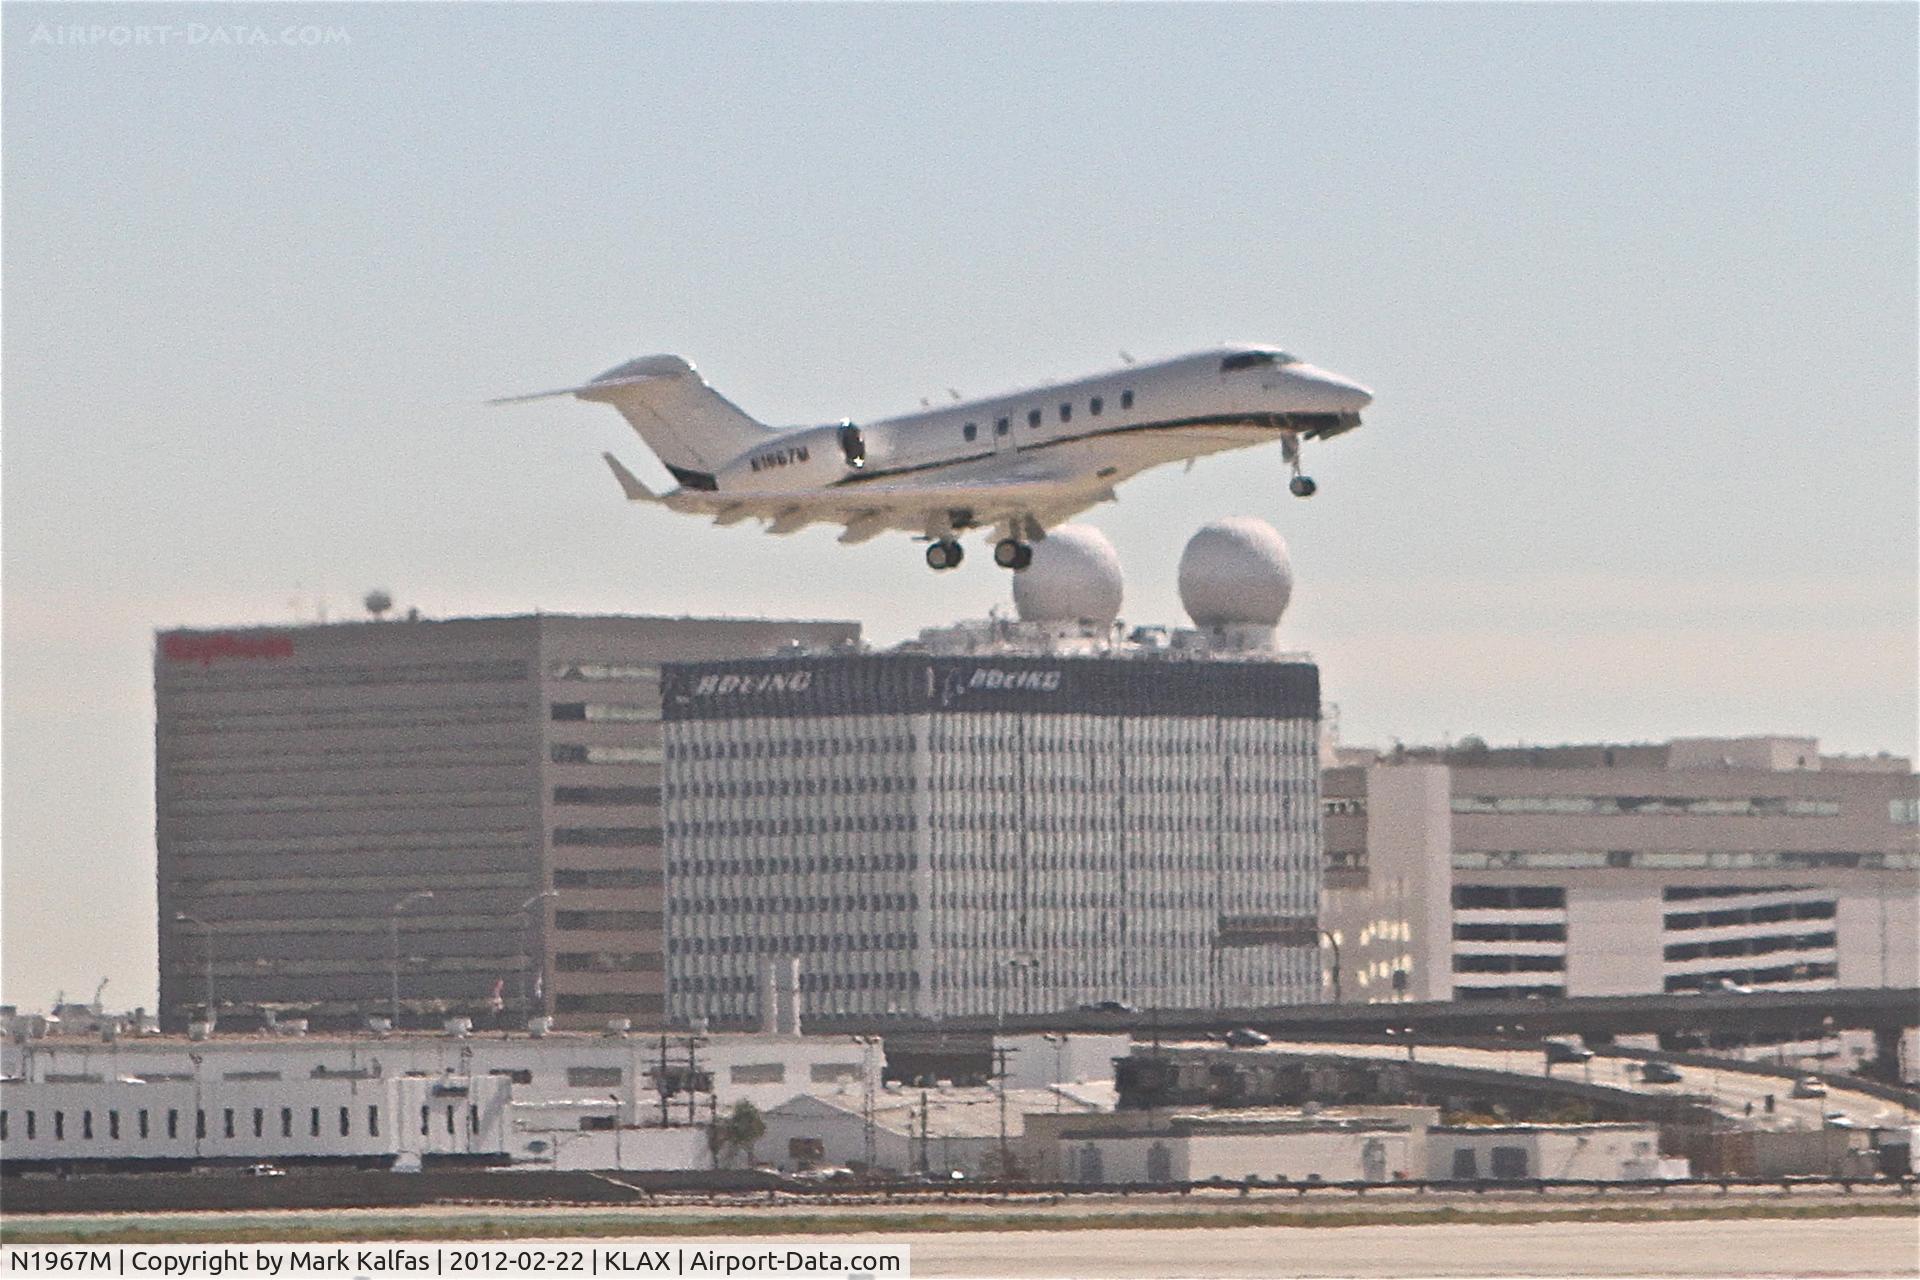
{"left": 4, "top": 3, "right": 1915, "bottom": 1011}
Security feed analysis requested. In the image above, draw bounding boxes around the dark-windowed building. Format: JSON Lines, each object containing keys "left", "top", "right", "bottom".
{"left": 155, "top": 613, "right": 858, "bottom": 1032}
{"left": 662, "top": 646, "right": 1325, "bottom": 1028}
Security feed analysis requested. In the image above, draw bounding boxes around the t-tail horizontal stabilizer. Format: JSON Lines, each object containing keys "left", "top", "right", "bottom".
{"left": 601, "top": 452, "right": 660, "bottom": 502}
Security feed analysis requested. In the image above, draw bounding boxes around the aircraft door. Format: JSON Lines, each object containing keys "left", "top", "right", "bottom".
{"left": 991, "top": 413, "right": 1018, "bottom": 456}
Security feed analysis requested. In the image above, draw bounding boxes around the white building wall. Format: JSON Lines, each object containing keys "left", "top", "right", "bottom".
{"left": 1059, "top": 1130, "right": 1416, "bottom": 1184}
{"left": 3, "top": 1034, "right": 878, "bottom": 1138}
{"left": 0, "top": 1075, "right": 510, "bottom": 1163}
{"left": 1184, "top": 1130, "right": 1415, "bottom": 1183}
{"left": 1425, "top": 1126, "right": 1661, "bottom": 1180}
{"left": 1322, "top": 764, "right": 1451, "bottom": 1003}
{"left": 994, "top": 1033, "right": 1130, "bottom": 1090}
{"left": 1835, "top": 884, "right": 1920, "bottom": 988}
{"left": 524, "top": 1126, "right": 711, "bottom": 1171}
{"left": 1564, "top": 884, "right": 1663, "bottom": 996}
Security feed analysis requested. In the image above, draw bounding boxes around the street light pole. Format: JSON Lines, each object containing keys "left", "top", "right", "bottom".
{"left": 1319, "top": 930, "right": 1342, "bottom": 1004}
{"left": 517, "top": 890, "right": 558, "bottom": 1022}
{"left": 389, "top": 891, "right": 434, "bottom": 1028}
{"left": 173, "top": 913, "right": 215, "bottom": 1027}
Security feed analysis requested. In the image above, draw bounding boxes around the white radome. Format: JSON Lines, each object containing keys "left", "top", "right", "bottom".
{"left": 1012, "top": 524, "right": 1124, "bottom": 625}
{"left": 1178, "top": 517, "right": 1294, "bottom": 628}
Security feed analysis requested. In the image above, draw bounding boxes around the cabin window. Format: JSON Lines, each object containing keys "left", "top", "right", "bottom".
{"left": 1028, "top": 409, "right": 1042, "bottom": 428}
{"left": 963, "top": 423, "right": 977, "bottom": 442}
{"left": 1090, "top": 396, "right": 1103, "bottom": 416}
{"left": 995, "top": 417, "right": 1009, "bottom": 436}
{"left": 1121, "top": 390, "right": 1134, "bottom": 409}
{"left": 1059, "top": 403, "right": 1072, "bottom": 423}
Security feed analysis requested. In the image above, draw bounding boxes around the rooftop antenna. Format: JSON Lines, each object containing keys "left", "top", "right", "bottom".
{"left": 363, "top": 589, "right": 394, "bottom": 620}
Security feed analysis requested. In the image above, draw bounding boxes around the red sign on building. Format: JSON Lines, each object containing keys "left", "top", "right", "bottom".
{"left": 161, "top": 632, "right": 295, "bottom": 667}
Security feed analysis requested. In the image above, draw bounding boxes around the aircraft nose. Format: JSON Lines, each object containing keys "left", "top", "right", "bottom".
{"left": 1289, "top": 366, "right": 1373, "bottom": 412}
{"left": 1328, "top": 376, "right": 1373, "bottom": 411}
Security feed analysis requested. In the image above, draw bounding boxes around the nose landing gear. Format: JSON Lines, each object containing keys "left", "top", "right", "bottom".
{"left": 1283, "top": 432, "right": 1317, "bottom": 498}
{"left": 993, "top": 538, "right": 1034, "bottom": 570}
{"left": 925, "top": 539, "right": 964, "bottom": 571}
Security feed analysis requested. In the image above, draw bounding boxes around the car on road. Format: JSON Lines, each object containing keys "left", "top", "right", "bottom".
{"left": 1079, "top": 1000, "right": 1138, "bottom": 1014}
{"left": 1224, "top": 1027, "right": 1271, "bottom": 1048}
{"left": 1546, "top": 1040, "right": 1594, "bottom": 1065}
{"left": 1790, "top": 1076, "right": 1828, "bottom": 1099}
{"left": 1641, "top": 1061, "right": 1683, "bottom": 1084}
{"left": 1822, "top": 1110, "right": 1855, "bottom": 1129}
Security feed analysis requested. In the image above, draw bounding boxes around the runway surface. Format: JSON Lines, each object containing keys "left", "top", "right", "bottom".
{"left": 873, "top": 1216, "right": 1916, "bottom": 1277}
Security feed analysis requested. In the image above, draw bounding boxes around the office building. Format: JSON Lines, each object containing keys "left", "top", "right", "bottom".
{"left": 1319, "top": 737, "right": 1918, "bottom": 1019}
{"left": 661, "top": 522, "right": 1328, "bottom": 1027}
{"left": 154, "top": 613, "right": 859, "bottom": 1032}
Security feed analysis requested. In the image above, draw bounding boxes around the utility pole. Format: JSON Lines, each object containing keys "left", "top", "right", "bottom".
{"left": 991, "top": 1044, "right": 1018, "bottom": 1180}
{"left": 853, "top": 1035, "right": 880, "bottom": 1172}
{"left": 656, "top": 1035, "right": 672, "bottom": 1127}
{"left": 685, "top": 1035, "right": 707, "bottom": 1128}
{"left": 916, "top": 1090, "right": 931, "bottom": 1175}
{"left": 1041, "top": 1033, "right": 1067, "bottom": 1112}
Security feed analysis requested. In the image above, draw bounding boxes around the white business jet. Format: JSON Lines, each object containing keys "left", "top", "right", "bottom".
{"left": 495, "top": 345, "right": 1371, "bottom": 572}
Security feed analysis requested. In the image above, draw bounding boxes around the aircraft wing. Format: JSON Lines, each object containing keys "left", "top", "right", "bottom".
{"left": 640, "top": 458, "right": 1115, "bottom": 542}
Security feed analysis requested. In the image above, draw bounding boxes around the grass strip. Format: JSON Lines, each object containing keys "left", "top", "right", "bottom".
{"left": 2, "top": 1200, "right": 1914, "bottom": 1244}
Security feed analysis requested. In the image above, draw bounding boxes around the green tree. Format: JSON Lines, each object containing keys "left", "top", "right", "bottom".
{"left": 709, "top": 1101, "right": 767, "bottom": 1168}
{"left": 727, "top": 1100, "right": 766, "bottom": 1167}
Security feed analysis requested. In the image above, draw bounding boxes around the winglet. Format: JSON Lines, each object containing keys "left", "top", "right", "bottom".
{"left": 602, "top": 452, "right": 659, "bottom": 502}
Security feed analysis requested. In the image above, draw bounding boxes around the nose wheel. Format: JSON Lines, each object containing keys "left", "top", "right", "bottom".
{"left": 925, "top": 539, "right": 964, "bottom": 571}
{"left": 1289, "top": 475, "right": 1317, "bottom": 498}
{"left": 993, "top": 538, "right": 1034, "bottom": 570}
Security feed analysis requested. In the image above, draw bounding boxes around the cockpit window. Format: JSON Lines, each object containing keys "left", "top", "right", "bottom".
{"left": 1220, "top": 350, "right": 1298, "bottom": 372}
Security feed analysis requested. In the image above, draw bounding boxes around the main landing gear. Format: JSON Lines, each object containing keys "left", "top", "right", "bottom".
{"left": 925, "top": 539, "right": 964, "bottom": 571}
{"left": 993, "top": 538, "right": 1034, "bottom": 570}
{"left": 1283, "top": 432, "right": 1317, "bottom": 498}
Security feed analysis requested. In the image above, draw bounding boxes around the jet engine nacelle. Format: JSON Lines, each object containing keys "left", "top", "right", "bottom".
{"left": 718, "top": 421, "right": 872, "bottom": 493}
